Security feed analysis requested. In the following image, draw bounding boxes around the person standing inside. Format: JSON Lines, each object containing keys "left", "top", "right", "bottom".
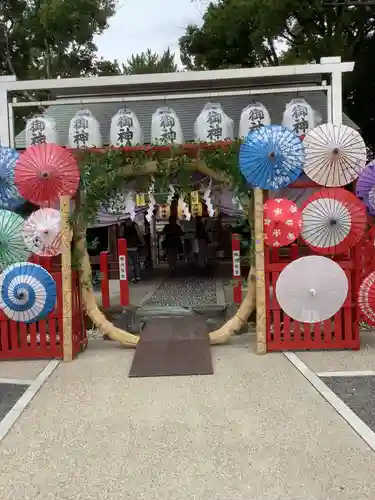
{"left": 195, "top": 216, "right": 209, "bottom": 269}
{"left": 161, "top": 216, "right": 184, "bottom": 272}
{"left": 119, "top": 216, "right": 144, "bottom": 283}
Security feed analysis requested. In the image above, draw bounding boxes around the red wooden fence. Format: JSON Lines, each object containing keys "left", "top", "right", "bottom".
{"left": 0, "top": 256, "right": 86, "bottom": 360}
{"left": 265, "top": 244, "right": 361, "bottom": 351}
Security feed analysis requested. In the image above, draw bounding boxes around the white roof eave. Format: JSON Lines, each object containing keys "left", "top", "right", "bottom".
{"left": 2, "top": 60, "right": 354, "bottom": 94}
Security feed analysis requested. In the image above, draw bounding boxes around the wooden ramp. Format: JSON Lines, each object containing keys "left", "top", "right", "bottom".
{"left": 128, "top": 316, "right": 213, "bottom": 378}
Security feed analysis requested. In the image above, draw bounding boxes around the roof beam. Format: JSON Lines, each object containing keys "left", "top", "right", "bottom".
{"left": 2, "top": 61, "right": 354, "bottom": 94}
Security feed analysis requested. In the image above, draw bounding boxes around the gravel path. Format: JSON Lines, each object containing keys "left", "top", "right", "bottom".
{"left": 1, "top": 343, "right": 375, "bottom": 499}
{"left": 145, "top": 277, "right": 217, "bottom": 308}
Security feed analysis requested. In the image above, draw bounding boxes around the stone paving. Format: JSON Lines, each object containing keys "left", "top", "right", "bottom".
{"left": 0, "top": 340, "right": 375, "bottom": 499}
{"left": 145, "top": 276, "right": 218, "bottom": 308}
{"left": 0, "top": 383, "right": 28, "bottom": 423}
{"left": 322, "top": 375, "right": 375, "bottom": 433}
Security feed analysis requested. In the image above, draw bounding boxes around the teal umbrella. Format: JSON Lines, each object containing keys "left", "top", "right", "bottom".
{"left": 0, "top": 210, "right": 30, "bottom": 270}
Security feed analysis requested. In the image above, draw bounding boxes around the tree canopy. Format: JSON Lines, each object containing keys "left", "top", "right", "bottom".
{"left": 122, "top": 48, "right": 178, "bottom": 74}
{"left": 0, "top": 0, "right": 118, "bottom": 79}
{"left": 180, "top": 0, "right": 375, "bottom": 148}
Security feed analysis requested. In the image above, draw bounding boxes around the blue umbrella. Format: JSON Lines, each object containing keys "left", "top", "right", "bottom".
{"left": 0, "top": 147, "right": 24, "bottom": 210}
{"left": 0, "top": 262, "right": 56, "bottom": 323}
{"left": 239, "top": 125, "right": 305, "bottom": 190}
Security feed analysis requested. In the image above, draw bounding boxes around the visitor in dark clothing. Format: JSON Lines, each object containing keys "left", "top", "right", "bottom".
{"left": 195, "top": 216, "right": 209, "bottom": 269}
{"left": 119, "top": 216, "right": 144, "bottom": 282}
{"left": 162, "top": 216, "right": 184, "bottom": 271}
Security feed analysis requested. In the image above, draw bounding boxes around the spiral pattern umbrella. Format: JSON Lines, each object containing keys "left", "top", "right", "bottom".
{"left": 239, "top": 125, "right": 305, "bottom": 190}
{"left": 0, "top": 147, "right": 24, "bottom": 210}
{"left": 303, "top": 123, "right": 366, "bottom": 186}
{"left": 300, "top": 188, "right": 366, "bottom": 254}
{"left": 0, "top": 210, "right": 29, "bottom": 271}
{"left": 0, "top": 262, "right": 57, "bottom": 323}
{"left": 15, "top": 143, "right": 80, "bottom": 206}
{"left": 23, "top": 208, "right": 61, "bottom": 257}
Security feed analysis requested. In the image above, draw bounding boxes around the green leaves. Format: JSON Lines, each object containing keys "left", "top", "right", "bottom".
{"left": 123, "top": 48, "right": 177, "bottom": 75}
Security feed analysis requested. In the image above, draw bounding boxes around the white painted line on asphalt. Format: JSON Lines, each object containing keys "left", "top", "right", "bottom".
{"left": 0, "top": 359, "right": 60, "bottom": 443}
{"left": 284, "top": 352, "right": 375, "bottom": 453}
{"left": 317, "top": 370, "right": 375, "bottom": 378}
{"left": 0, "top": 378, "right": 35, "bottom": 386}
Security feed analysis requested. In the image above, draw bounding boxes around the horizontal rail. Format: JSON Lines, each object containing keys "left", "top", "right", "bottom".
{"left": 10, "top": 85, "right": 329, "bottom": 108}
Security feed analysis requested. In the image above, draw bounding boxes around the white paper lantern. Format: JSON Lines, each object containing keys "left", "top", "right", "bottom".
{"left": 25, "top": 114, "right": 58, "bottom": 146}
{"left": 68, "top": 109, "right": 102, "bottom": 148}
{"left": 110, "top": 108, "right": 143, "bottom": 147}
{"left": 238, "top": 103, "right": 271, "bottom": 137}
{"left": 151, "top": 107, "right": 184, "bottom": 145}
{"left": 194, "top": 103, "right": 234, "bottom": 142}
{"left": 282, "top": 98, "right": 317, "bottom": 136}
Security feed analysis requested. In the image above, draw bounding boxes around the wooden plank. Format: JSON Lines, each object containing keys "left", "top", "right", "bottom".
{"left": 254, "top": 188, "right": 267, "bottom": 354}
{"left": 129, "top": 317, "right": 213, "bottom": 378}
{"left": 60, "top": 195, "right": 73, "bottom": 362}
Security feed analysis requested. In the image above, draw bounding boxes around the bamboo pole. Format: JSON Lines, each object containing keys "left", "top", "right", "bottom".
{"left": 254, "top": 187, "right": 267, "bottom": 354}
{"left": 60, "top": 195, "right": 73, "bottom": 361}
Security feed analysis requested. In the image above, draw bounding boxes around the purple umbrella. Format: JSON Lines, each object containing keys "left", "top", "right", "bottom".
{"left": 356, "top": 162, "right": 375, "bottom": 213}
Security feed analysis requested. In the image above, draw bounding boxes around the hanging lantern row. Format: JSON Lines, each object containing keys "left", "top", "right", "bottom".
{"left": 24, "top": 98, "right": 319, "bottom": 149}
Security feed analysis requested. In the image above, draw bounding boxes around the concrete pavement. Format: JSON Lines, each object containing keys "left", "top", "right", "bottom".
{"left": 0, "top": 337, "right": 375, "bottom": 499}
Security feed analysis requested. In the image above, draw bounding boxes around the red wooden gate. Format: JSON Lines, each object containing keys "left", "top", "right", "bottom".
{"left": 265, "top": 243, "right": 361, "bottom": 351}
{"left": 0, "top": 262, "right": 86, "bottom": 360}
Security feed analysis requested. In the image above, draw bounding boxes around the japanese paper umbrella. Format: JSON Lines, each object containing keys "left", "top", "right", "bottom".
{"left": 0, "top": 262, "right": 56, "bottom": 323}
{"left": 239, "top": 125, "right": 305, "bottom": 190}
{"left": 23, "top": 208, "right": 61, "bottom": 257}
{"left": 356, "top": 161, "right": 375, "bottom": 213}
{"left": 275, "top": 256, "right": 348, "bottom": 323}
{"left": 0, "top": 147, "right": 24, "bottom": 210}
{"left": 0, "top": 210, "right": 30, "bottom": 271}
{"left": 303, "top": 123, "right": 366, "bottom": 186}
{"left": 264, "top": 198, "right": 302, "bottom": 247}
{"left": 300, "top": 188, "right": 366, "bottom": 254}
{"left": 15, "top": 143, "right": 80, "bottom": 206}
{"left": 358, "top": 271, "right": 375, "bottom": 326}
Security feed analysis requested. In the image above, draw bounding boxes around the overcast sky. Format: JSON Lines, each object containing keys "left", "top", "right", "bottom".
{"left": 94, "top": 0, "right": 204, "bottom": 68}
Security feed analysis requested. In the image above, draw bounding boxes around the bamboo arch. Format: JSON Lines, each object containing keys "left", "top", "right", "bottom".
{"left": 74, "top": 159, "right": 264, "bottom": 349}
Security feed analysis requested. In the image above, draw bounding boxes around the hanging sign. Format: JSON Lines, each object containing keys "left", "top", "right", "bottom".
{"left": 26, "top": 115, "right": 58, "bottom": 146}
{"left": 110, "top": 108, "right": 143, "bottom": 147}
{"left": 239, "top": 103, "right": 271, "bottom": 137}
{"left": 135, "top": 193, "right": 146, "bottom": 207}
{"left": 151, "top": 107, "right": 184, "bottom": 145}
{"left": 194, "top": 103, "right": 234, "bottom": 142}
{"left": 282, "top": 99, "right": 317, "bottom": 136}
{"left": 68, "top": 109, "right": 102, "bottom": 148}
{"left": 190, "top": 191, "right": 199, "bottom": 204}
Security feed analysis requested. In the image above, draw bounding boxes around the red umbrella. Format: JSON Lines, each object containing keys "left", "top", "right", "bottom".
{"left": 263, "top": 198, "right": 302, "bottom": 247}
{"left": 300, "top": 188, "right": 366, "bottom": 254}
{"left": 15, "top": 143, "right": 80, "bottom": 206}
{"left": 358, "top": 271, "right": 375, "bottom": 326}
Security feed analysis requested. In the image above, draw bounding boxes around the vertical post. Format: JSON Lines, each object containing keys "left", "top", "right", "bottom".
{"left": 326, "top": 85, "right": 333, "bottom": 123}
{"left": 231, "top": 233, "right": 242, "bottom": 305}
{"left": 100, "top": 251, "right": 110, "bottom": 309}
{"left": 0, "top": 88, "right": 9, "bottom": 147}
{"left": 331, "top": 69, "right": 343, "bottom": 124}
{"left": 8, "top": 102, "right": 15, "bottom": 148}
{"left": 254, "top": 188, "right": 267, "bottom": 354}
{"left": 60, "top": 195, "right": 73, "bottom": 362}
{"left": 118, "top": 238, "right": 129, "bottom": 306}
